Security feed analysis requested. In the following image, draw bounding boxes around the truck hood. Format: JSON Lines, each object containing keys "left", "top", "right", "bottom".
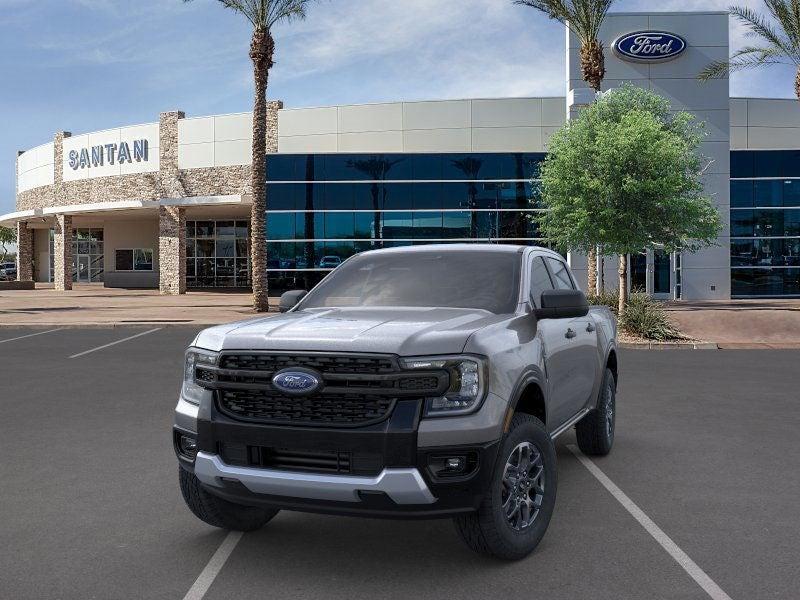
{"left": 193, "top": 307, "right": 506, "bottom": 356}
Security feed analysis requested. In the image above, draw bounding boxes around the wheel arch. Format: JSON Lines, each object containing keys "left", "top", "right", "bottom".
{"left": 606, "top": 347, "right": 618, "bottom": 386}
{"left": 505, "top": 374, "right": 547, "bottom": 433}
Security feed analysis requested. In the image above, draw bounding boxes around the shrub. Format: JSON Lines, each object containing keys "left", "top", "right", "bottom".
{"left": 619, "top": 293, "right": 685, "bottom": 341}
{"left": 586, "top": 290, "right": 620, "bottom": 316}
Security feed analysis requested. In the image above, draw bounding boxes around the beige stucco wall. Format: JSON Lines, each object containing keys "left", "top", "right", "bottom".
{"left": 33, "top": 228, "right": 50, "bottom": 282}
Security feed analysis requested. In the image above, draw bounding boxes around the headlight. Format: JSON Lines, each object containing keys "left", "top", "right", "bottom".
{"left": 181, "top": 348, "right": 218, "bottom": 405}
{"left": 401, "top": 355, "right": 488, "bottom": 417}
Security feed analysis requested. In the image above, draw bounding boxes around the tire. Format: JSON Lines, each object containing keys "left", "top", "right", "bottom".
{"left": 575, "top": 367, "right": 616, "bottom": 456}
{"left": 179, "top": 467, "right": 279, "bottom": 532}
{"left": 453, "top": 414, "right": 557, "bottom": 560}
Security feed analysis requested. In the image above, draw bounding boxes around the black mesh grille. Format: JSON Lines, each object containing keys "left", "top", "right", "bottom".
{"left": 218, "top": 389, "right": 395, "bottom": 427}
{"left": 398, "top": 376, "right": 440, "bottom": 392}
{"left": 218, "top": 443, "right": 384, "bottom": 476}
{"left": 219, "top": 353, "right": 396, "bottom": 374}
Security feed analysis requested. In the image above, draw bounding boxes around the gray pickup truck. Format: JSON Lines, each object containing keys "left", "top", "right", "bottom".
{"left": 174, "top": 244, "right": 617, "bottom": 559}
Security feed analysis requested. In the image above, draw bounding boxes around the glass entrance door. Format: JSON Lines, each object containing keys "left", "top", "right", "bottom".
{"left": 77, "top": 256, "right": 90, "bottom": 282}
{"left": 653, "top": 249, "right": 671, "bottom": 298}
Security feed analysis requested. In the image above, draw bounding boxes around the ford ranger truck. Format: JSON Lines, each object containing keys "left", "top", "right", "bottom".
{"left": 174, "top": 244, "right": 618, "bottom": 560}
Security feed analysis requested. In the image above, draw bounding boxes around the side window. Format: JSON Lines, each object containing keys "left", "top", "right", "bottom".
{"left": 530, "top": 256, "right": 554, "bottom": 306}
{"left": 545, "top": 257, "right": 575, "bottom": 290}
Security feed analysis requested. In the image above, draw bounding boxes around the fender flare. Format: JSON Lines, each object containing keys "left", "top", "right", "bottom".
{"left": 503, "top": 368, "right": 548, "bottom": 433}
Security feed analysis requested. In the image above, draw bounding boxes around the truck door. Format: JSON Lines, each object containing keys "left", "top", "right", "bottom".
{"left": 534, "top": 256, "right": 598, "bottom": 429}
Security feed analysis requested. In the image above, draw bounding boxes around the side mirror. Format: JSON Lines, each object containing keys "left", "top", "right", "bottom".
{"left": 279, "top": 290, "right": 308, "bottom": 313}
{"left": 535, "top": 289, "right": 589, "bottom": 319}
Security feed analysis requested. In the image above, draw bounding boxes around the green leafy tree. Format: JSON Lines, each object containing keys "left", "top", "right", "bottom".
{"left": 0, "top": 226, "right": 15, "bottom": 263}
{"left": 537, "top": 85, "right": 722, "bottom": 314}
{"left": 699, "top": 2, "right": 800, "bottom": 100}
{"left": 184, "top": 0, "right": 315, "bottom": 311}
{"left": 515, "top": 0, "right": 616, "bottom": 292}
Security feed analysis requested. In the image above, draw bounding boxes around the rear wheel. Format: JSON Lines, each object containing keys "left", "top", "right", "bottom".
{"left": 454, "top": 414, "right": 557, "bottom": 560}
{"left": 179, "top": 467, "right": 279, "bottom": 532}
{"left": 575, "top": 367, "right": 616, "bottom": 456}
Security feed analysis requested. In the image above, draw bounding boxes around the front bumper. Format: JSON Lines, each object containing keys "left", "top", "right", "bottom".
{"left": 194, "top": 452, "right": 436, "bottom": 504}
{"left": 175, "top": 395, "right": 501, "bottom": 519}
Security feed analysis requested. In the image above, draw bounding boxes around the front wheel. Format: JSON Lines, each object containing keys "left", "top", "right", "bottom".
{"left": 575, "top": 367, "right": 616, "bottom": 456}
{"left": 179, "top": 468, "right": 279, "bottom": 532}
{"left": 454, "top": 414, "right": 557, "bottom": 560}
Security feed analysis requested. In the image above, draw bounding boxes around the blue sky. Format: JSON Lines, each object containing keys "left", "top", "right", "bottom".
{"left": 1, "top": 0, "right": 796, "bottom": 214}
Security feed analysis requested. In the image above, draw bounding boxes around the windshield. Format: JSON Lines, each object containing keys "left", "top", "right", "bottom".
{"left": 298, "top": 250, "right": 521, "bottom": 314}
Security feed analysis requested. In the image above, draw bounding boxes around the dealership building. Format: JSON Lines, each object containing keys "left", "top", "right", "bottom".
{"left": 4, "top": 10, "right": 800, "bottom": 299}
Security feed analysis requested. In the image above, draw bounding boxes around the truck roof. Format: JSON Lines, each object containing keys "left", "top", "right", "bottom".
{"left": 356, "top": 243, "right": 554, "bottom": 257}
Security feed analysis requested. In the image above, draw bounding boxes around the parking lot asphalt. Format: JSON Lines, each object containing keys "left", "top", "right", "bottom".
{"left": 1, "top": 327, "right": 798, "bottom": 600}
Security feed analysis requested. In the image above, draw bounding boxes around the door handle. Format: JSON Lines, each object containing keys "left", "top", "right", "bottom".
{"left": 586, "top": 322, "right": 596, "bottom": 333}
{"left": 565, "top": 328, "right": 577, "bottom": 339}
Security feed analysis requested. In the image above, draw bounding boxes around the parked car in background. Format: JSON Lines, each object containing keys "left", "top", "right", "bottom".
{"left": 0, "top": 262, "right": 15, "bottom": 280}
{"left": 174, "top": 245, "right": 618, "bottom": 560}
{"left": 318, "top": 255, "right": 342, "bottom": 269}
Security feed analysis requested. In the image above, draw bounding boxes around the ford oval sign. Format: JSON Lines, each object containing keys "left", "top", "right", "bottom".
{"left": 272, "top": 369, "right": 322, "bottom": 395}
{"left": 613, "top": 31, "right": 686, "bottom": 63}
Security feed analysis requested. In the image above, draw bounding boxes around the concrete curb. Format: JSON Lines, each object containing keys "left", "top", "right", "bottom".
{"left": 619, "top": 341, "right": 719, "bottom": 350}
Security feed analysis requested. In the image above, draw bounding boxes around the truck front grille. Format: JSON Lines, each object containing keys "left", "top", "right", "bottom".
{"left": 218, "top": 389, "right": 396, "bottom": 427}
{"left": 219, "top": 353, "right": 396, "bottom": 375}
{"left": 218, "top": 442, "right": 384, "bottom": 476}
{"left": 204, "top": 352, "right": 448, "bottom": 428}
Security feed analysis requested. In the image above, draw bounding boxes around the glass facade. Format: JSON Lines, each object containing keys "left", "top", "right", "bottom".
{"left": 731, "top": 151, "right": 800, "bottom": 297}
{"left": 186, "top": 220, "right": 251, "bottom": 288}
{"left": 265, "top": 153, "right": 546, "bottom": 292}
{"left": 47, "top": 228, "right": 105, "bottom": 283}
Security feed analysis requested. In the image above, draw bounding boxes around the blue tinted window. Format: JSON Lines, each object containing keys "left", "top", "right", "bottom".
{"left": 783, "top": 180, "right": 800, "bottom": 207}
{"left": 353, "top": 183, "right": 379, "bottom": 210}
{"left": 413, "top": 212, "right": 443, "bottom": 237}
{"left": 730, "top": 210, "right": 754, "bottom": 237}
{"left": 411, "top": 183, "right": 442, "bottom": 209}
{"left": 412, "top": 155, "right": 442, "bottom": 180}
{"left": 732, "top": 268, "right": 800, "bottom": 296}
{"left": 443, "top": 211, "right": 471, "bottom": 237}
{"left": 354, "top": 213, "right": 377, "bottom": 239}
{"left": 730, "top": 152, "right": 754, "bottom": 178}
{"left": 266, "top": 155, "right": 296, "bottom": 181}
{"left": 754, "top": 180, "right": 783, "bottom": 207}
{"left": 267, "top": 184, "right": 298, "bottom": 210}
{"left": 325, "top": 213, "right": 354, "bottom": 239}
{"left": 441, "top": 183, "right": 470, "bottom": 209}
{"left": 754, "top": 151, "right": 783, "bottom": 178}
{"left": 324, "top": 183, "right": 353, "bottom": 210}
{"left": 266, "top": 213, "right": 294, "bottom": 240}
{"left": 785, "top": 209, "right": 800, "bottom": 235}
{"left": 382, "top": 183, "right": 413, "bottom": 210}
{"left": 730, "top": 181, "right": 753, "bottom": 208}
{"left": 382, "top": 212, "right": 413, "bottom": 238}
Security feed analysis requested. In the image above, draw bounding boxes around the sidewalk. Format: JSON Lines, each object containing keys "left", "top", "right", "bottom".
{"left": 0, "top": 284, "right": 273, "bottom": 327}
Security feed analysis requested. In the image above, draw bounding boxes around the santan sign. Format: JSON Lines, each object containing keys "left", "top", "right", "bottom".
{"left": 613, "top": 31, "right": 687, "bottom": 62}
{"left": 68, "top": 139, "right": 149, "bottom": 170}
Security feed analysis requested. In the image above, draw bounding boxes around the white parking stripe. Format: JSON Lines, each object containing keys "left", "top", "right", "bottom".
{"left": 567, "top": 445, "right": 733, "bottom": 600}
{"left": 68, "top": 328, "right": 162, "bottom": 359}
{"left": 0, "top": 329, "right": 63, "bottom": 344}
{"left": 183, "top": 531, "right": 243, "bottom": 600}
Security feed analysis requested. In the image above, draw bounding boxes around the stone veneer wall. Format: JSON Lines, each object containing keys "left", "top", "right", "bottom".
{"left": 16, "top": 222, "right": 33, "bottom": 281}
{"left": 15, "top": 102, "right": 282, "bottom": 293}
{"left": 16, "top": 102, "right": 283, "bottom": 212}
{"left": 53, "top": 214, "right": 73, "bottom": 291}
{"left": 158, "top": 206, "right": 186, "bottom": 294}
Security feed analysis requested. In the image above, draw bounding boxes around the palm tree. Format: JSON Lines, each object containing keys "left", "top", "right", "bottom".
{"left": 699, "top": 3, "right": 800, "bottom": 101}
{"left": 515, "top": 0, "right": 615, "bottom": 293}
{"left": 184, "top": 0, "right": 313, "bottom": 311}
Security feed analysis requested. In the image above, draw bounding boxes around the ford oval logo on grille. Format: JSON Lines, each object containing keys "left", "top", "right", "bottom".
{"left": 272, "top": 369, "right": 322, "bottom": 395}
{"left": 613, "top": 31, "right": 686, "bottom": 62}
